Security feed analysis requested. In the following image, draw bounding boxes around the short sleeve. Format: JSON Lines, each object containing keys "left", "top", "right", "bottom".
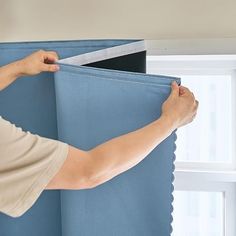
{"left": 0, "top": 116, "right": 69, "bottom": 218}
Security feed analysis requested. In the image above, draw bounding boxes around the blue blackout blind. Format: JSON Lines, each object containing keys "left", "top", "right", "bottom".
{"left": 0, "top": 40, "right": 180, "bottom": 236}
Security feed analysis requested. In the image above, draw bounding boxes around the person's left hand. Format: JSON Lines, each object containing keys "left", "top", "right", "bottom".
{"left": 18, "top": 50, "right": 60, "bottom": 76}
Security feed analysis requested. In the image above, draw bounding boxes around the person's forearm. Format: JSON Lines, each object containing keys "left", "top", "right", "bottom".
{"left": 87, "top": 115, "right": 176, "bottom": 187}
{"left": 0, "top": 60, "right": 23, "bottom": 90}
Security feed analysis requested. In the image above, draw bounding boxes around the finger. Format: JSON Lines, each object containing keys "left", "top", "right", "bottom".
{"left": 45, "top": 53, "right": 58, "bottom": 63}
{"left": 41, "top": 63, "right": 60, "bottom": 72}
{"left": 179, "top": 85, "right": 189, "bottom": 91}
{"left": 180, "top": 86, "right": 192, "bottom": 97}
{"left": 180, "top": 85, "right": 191, "bottom": 92}
{"left": 179, "top": 86, "right": 190, "bottom": 96}
{"left": 47, "top": 51, "right": 59, "bottom": 60}
{"left": 44, "top": 50, "right": 58, "bottom": 58}
{"left": 179, "top": 87, "right": 185, "bottom": 95}
{"left": 170, "top": 81, "right": 180, "bottom": 97}
{"left": 43, "top": 52, "right": 59, "bottom": 63}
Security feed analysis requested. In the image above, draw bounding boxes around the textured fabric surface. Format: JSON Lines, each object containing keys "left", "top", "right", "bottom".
{"left": 55, "top": 64, "right": 180, "bottom": 236}
{"left": 0, "top": 116, "right": 69, "bottom": 218}
{"left": 0, "top": 40, "right": 140, "bottom": 236}
{"left": 0, "top": 39, "right": 179, "bottom": 236}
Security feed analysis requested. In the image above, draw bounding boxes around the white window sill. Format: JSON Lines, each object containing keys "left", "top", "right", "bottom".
{"left": 174, "top": 169, "right": 236, "bottom": 183}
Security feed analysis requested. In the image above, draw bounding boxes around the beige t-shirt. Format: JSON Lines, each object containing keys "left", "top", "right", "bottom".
{"left": 0, "top": 115, "right": 69, "bottom": 218}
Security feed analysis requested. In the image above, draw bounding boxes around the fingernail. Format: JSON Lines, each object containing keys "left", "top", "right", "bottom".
{"left": 172, "top": 81, "right": 177, "bottom": 86}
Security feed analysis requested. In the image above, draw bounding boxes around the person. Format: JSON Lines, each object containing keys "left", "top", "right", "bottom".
{"left": 0, "top": 50, "right": 198, "bottom": 218}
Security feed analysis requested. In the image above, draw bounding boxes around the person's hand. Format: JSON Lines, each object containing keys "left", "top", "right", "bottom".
{"left": 18, "top": 50, "right": 60, "bottom": 76}
{"left": 161, "top": 81, "right": 199, "bottom": 129}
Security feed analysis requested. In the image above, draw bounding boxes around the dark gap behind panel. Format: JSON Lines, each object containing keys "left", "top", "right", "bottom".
{"left": 84, "top": 51, "right": 146, "bottom": 73}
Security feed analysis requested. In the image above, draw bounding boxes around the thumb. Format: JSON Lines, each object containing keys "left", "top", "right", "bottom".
{"left": 170, "top": 81, "right": 179, "bottom": 97}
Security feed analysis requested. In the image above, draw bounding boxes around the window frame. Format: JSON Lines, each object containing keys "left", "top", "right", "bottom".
{"left": 146, "top": 39, "right": 236, "bottom": 236}
{"left": 173, "top": 172, "right": 236, "bottom": 236}
{"left": 147, "top": 54, "right": 236, "bottom": 171}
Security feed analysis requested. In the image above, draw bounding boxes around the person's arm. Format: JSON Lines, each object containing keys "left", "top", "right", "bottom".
{"left": 46, "top": 81, "right": 199, "bottom": 190}
{"left": 0, "top": 50, "right": 59, "bottom": 91}
{"left": 0, "top": 50, "right": 198, "bottom": 191}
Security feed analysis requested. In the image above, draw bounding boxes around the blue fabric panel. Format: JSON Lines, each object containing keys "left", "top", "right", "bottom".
{"left": 0, "top": 40, "right": 139, "bottom": 236}
{"left": 54, "top": 64, "right": 180, "bottom": 236}
{"left": 0, "top": 39, "right": 179, "bottom": 236}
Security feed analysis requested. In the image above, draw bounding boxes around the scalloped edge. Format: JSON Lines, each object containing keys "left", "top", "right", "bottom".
{"left": 169, "top": 130, "right": 177, "bottom": 234}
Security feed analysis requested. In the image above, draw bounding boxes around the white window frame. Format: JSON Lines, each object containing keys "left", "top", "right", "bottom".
{"left": 146, "top": 39, "right": 236, "bottom": 236}
{"left": 174, "top": 171, "right": 236, "bottom": 236}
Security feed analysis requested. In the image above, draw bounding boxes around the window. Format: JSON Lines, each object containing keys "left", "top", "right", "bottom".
{"left": 172, "top": 191, "right": 224, "bottom": 236}
{"left": 147, "top": 53, "right": 236, "bottom": 236}
{"left": 175, "top": 75, "right": 232, "bottom": 164}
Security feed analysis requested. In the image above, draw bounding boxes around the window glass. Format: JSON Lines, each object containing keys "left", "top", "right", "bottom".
{"left": 172, "top": 191, "right": 224, "bottom": 236}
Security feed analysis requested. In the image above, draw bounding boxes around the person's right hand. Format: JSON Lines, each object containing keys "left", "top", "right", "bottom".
{"left": 161, "top": 81, "right": 199, "bottom": 129}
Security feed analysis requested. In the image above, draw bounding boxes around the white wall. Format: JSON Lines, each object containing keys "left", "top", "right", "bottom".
{"left": 1, "top": 0, "right": 236, "bottom": 42}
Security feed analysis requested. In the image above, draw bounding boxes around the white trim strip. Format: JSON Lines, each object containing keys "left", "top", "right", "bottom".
{"left": 174, "top": 169, "right": 236, "bottom": 183}
{"left": 174, "top": 162, "right": 236, "bottom": 171}
{"left": 146, "top": 55, "right": 236, "bottom": 70}
{"left": 58, "top": 40, "right": 146, "bottom": 65}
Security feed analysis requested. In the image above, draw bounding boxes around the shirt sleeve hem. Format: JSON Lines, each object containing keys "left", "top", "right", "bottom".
{"left": 4, "top": 141, "right": 69, "bottom": 218}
